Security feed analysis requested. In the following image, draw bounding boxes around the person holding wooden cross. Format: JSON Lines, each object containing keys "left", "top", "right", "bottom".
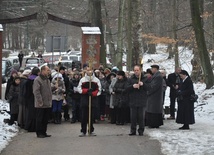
{"left": 77, "top": 67, "right": 101, "bottom": 137}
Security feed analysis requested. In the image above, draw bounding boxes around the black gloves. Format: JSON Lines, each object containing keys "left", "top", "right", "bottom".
{"left": 87, "top": 88, "right": 94, "bottom": 96}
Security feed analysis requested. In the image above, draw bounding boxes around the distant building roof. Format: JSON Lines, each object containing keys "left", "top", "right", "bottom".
{"left": 81, "top": 27, "right": 101, "bottom": 34}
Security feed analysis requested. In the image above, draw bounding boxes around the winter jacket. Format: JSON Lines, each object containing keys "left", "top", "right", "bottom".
{"left": 143, "top": 71, "right": 163, "bottom": 113}
{"left": 18, "top": 76, "right": 28, "bottom": 105}
{"left": 126, "top": 74, "right": 147, "bottom": 108}
{"left": 77, "top": 73, "right": 101, "bottom": 108}
{"left": 112, "top": 77, "right": 128, "bottom": 108}
{"left": 176, "top": 76, "right": 195, "bottom": 124}
{"left": 69, "top": 78, "right": 81, "bottom": 100}
{"left": 8, "top": 83, "right": 20, "bottom": 114}
{"left": 51, "top": 78, "right": 66, "bottom": 101}
{"left": 33, "top": 74, "right": 52, "bottom": 108}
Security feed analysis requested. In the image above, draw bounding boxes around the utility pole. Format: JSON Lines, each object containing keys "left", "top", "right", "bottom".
{"left": 0, "top": 24, "right": 3, "bottom": 99}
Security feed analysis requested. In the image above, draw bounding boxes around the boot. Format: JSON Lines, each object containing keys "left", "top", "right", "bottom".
{"left": 54, "top": 112, "right": 58, "bottom": 124}
{"left": 57, "top": 112, "right": 61, "bottom": 124}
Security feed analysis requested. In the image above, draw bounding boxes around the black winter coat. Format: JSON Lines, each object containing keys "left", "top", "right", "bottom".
{"left": 24, "top": 75, "right": 37, "bottom": 131}
{"left": 112, "top": 78, "right": 128, "bottom": 108}
{"left": 5, "top": 76, "right": 15, "bottom": 100}
{"left": 69, "top": 78, "right": 81, "bottom": 100}
{"left": 176, "top": 76, "right": 195, "bottom": 125}
{"left": 167, "top": 72, "right": 181, "bottom": 98}
{"left": 126, "top": 74, "right": 147, "bottom": 108}
{"left": 8, "top": 82, "right": 20, "bottom": 114}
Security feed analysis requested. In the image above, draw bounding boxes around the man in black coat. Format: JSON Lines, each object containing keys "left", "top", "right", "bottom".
{"left": 167, "top": 67, "right": 181, "bottom": 119}
{"left": 18, "top": 51, "right": 24, "bottom": 68}
{"left": 126, "top": 65, "right": 147, "bottom": 136}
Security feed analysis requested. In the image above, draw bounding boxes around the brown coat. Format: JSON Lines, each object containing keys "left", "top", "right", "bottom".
{"left": 33, "top": 74, "right": 52, "bottom": 108}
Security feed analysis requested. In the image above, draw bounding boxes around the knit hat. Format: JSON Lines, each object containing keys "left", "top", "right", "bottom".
{"left": 11, "top": 70, "right": 18, "bottom": 76}
{"left": 53, "top": 73, "right": 64, "bottom": 80}
{"left": 117, "top": 70, "right": 125, "bottom": 77}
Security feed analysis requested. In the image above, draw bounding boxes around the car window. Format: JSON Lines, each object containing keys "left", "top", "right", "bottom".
{"left": 2, "top": 61, "right": 6, "bottom": 72}
{"left": 69, "top": 56, "right": 78, "bottom": 61}
{"left": 61, "top": 56, "right": 68, "bottom": 60}
{"left": 13, "top": 59, "right": 19, "bottom": 64}
{"left": 26, "top": 59, "right": 39, "bottom": 64}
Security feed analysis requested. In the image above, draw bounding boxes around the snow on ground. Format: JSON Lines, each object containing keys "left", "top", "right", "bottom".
{"left": 0, "top": 44, "right": 214, "bottom": 154}
{"left": 0, "top": 100, "right": 19, "bottom": 152}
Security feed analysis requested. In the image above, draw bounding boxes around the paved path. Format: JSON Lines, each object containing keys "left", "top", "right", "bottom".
{"left": 1, "top": 121, "right": 163, "bottom": 155}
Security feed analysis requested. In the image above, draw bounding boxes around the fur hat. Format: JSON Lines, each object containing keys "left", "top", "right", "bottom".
{"left": 117, "top": 70, "right": 125, "bottom": 77}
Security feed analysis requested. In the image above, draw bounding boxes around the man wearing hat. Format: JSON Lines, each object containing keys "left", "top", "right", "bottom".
{"left": 142, "top": 64, "right": 164, "bottom": 128}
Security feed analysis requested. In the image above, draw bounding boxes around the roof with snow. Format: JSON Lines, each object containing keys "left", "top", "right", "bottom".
{"left": 81, "top": 27, "right": 101, "bottom": 34}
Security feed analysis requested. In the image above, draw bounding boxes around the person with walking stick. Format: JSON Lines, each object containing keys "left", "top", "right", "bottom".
{"left": 77, "top": 67, "right": 101, "bottom": 137}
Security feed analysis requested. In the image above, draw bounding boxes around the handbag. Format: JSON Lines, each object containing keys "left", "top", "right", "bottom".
{"left": 190, "top": 94, "right": 198, "bottom": 102}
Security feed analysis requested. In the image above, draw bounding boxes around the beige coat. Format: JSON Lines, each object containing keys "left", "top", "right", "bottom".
{"left": 33, "top": 75, "right": 52, "bottom": 108}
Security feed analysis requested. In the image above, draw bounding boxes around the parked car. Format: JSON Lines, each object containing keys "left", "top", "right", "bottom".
{"left": 53, "top": 60, "right": 73, "bottom": 69}
{"left": 53, "top": 60, "right": 81, "bottom": 70}
{"left": 25, "top": 58, "right": 47, "bottom": 69}
{"left": 6, "top": 57, "right": 20, "bottom": 71}
{"left": 2, "top": 58, "right": 13, "bottom": 83}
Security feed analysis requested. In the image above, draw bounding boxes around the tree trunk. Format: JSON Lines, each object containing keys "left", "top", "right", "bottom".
{"left": 102, "top": 0, "right": 116, "bottom": 66}
{"left": 190, "top": 0, "right": 214, "bottom": 88}
{"left": 147, "top": 0, "right": 156, "bottom": 54}
{"left": 89, "top": 0, "right": 106, "bottom": 67}
{"left": 132, "top": 0, "right": 143, "bottom": 66}
{"left": 191, "top": 48, "right": 202, "bottom": 82}
{"left": 148, "top": 44, "right": 156, "bottom": 54}
{"left": 126, "top": 0, "right": 132, "bottom": 71}
{"left": 116, "top": 0, "right": 125, "bottom": 70}
{"left": 172, "top": 0, "right": 179, "bottom": 68}
{"left": 167, "top": 44, "right": 173, "bottom": 59}
{"left": 212, "top": 0, "right": 214, "bottom": 51}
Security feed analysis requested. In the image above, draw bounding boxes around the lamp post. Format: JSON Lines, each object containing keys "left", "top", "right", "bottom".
{"left": 0, "top": 24, "right": 4, "bottom": 99}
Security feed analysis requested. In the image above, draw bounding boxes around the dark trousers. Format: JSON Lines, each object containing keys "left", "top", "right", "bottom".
{"left": 130, "top": 107, "right": 146, "bottom": 134}
{"left": 62, "top": 104, "right": 69, "bottom": 120}
{"left": 36, "top": 108, "right": 50, "bottom": 136}
{"left": 52, "top": 100, "right": 63, "bottom": 112}
{"left": 71, "top": 99, "right": 81, "bottom": 122}
{"left": 115, "top": 107, "right": 125, "bottom": 124}
{"left": 170, "top": 97, "right": 176, "bottom": 117}
{"left": 81, "top": 106, "right": 95, "bottom": 134}
{"left": 110, "top": 108, "right": 116, "bottom": 123}
{"left": 99, "top": 95, "right": 106, "bottom": 116}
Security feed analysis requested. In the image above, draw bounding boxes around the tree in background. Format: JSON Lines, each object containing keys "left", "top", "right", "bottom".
{"left": 190, "top": 0, "right": 214, "bottom": 88}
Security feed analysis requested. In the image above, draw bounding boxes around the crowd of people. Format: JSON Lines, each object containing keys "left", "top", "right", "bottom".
{"left": 4, "top": 62, "right": 196, "bottom": 138}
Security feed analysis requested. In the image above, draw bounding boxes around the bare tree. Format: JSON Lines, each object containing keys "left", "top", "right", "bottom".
{"left": 190, "top": 0, "right": 214, "bottom": 88}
